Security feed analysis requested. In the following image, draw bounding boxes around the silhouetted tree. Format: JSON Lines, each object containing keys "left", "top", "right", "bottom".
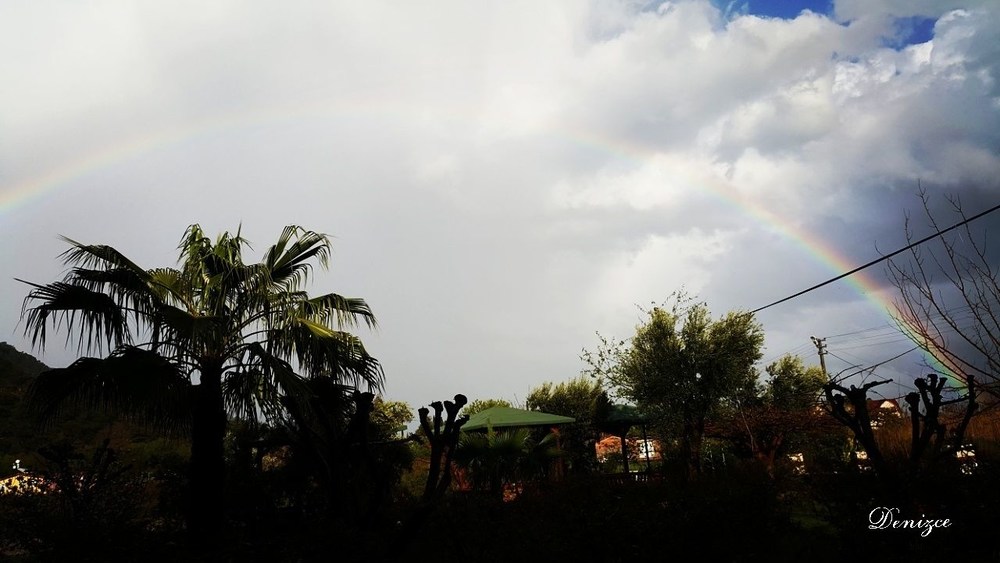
{"left": 824, "top": 373, "right": 977, "bottom": 484}
{"left": 418, "top": 395, "right": 468, "bottom": 501}
{"left": 18, "top": 225, "right": 381, "bottom": 546}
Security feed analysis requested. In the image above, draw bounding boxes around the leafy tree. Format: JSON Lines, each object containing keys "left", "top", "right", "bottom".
{"left": 526, "top": 377, "right": 603, "bottom": 421}
{"left": 18, "top": 225, "right": 381, "bottom": 544}
{"left": 585, "top": 297, "right": 764, "bottom": 479}
{"left": 763, "top": 355, "right": 826, "bottom": 410}
{"left": 463, "top": 398, "right": 512, "bottom": 417}
{"left": 370, "top": 397, "right": 414, "bottom": 440}
{"left": 525, "top": 376, "right": 603, "bottom": 473}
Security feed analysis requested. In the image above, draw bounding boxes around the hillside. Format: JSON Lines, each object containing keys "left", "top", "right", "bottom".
{"left": 0, "top": 343, "right": 49, "bottom": 466}
{"left": 0, "top": 341, "right": 48, "bottom": 386}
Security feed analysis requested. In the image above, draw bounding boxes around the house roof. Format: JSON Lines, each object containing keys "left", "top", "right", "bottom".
{"left": 461, "top": 406, "right": 575, "bottom": 431}
{"left": 867, "top": 398, "right": 901, "bottom": 411}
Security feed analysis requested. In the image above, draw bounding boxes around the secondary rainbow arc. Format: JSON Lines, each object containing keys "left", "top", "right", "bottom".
{"left": 0, "top": 101, "right": 955, "bottom": 380}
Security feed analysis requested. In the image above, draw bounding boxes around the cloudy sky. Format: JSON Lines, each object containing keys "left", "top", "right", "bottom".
{"left": 2, "top": 0, "right": 998, "bottom": 409}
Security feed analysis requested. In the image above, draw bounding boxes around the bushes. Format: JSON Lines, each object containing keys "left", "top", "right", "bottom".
{"left": 0, "top": 440, "right": 185, "bottom": 561}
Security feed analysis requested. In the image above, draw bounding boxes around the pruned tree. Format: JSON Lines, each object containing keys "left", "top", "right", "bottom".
{"left": 823, "top": 372, "right": 978, "bottom": 483}
{"left": 389, "top": 394, "right": 467, "bottom": 558}
{"left": 905, "top": 373, "right": 978, "bottom": 465}
{"left": 824, "top": 378, "right": 896, "bottom": 479}
{"left": 417, "top": 394, "right": 468, "bottom": 501}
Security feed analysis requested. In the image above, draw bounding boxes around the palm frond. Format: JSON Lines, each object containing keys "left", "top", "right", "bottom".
{"left": 68, "top": 267, "right": 150, "bottom": 294}
{"left": 25, "top": 346, "right": 191, "bottom": 432}
{"left": 268, "top": 320, "right": 383, "bottom": 390}
{"left": 214, "top": 228, "right": 252, "bottom": 264}
{"left": 18, "top": 279, "right": 131, "bottom": 354}
{"left": 224, "top": 343, "right": 315, "bottom": 423}
{"left": 67, "top": 267, "right": 161, "bottom": 325}
{"left": 177, "top": 224, "right": 214, "bottom": 282}
{"left": 156, "top": 304, "right": 224, "bottom": 343}
{"left": 147, "top": 267, "right": 192, "bottom": 308}
{"left": 297, "top": 293, "right": 377, "bottom": 330}
{"left": 263, "top": 226, "right": 332, "bottom": 290}
{"left": 58, "top": 237, "right": 149, "bottom": 276}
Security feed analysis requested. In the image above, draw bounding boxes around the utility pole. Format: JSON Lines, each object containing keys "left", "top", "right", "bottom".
{"left": 811, "top": 336, "right": 828, "bottom": 377}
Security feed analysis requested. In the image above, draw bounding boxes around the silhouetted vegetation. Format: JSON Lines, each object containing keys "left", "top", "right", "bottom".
{"left": 4, "top": 230, "right": 1000, "bottom": 562}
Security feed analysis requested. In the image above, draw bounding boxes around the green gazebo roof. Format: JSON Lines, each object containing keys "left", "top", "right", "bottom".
{"left": 462, "top": 406, "right": 575, "bottom": 431}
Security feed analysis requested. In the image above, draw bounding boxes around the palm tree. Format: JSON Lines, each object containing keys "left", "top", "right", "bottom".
{"left": 18, "top": 224, "right": 382, "bottom": 544}
{"left": 455, "top": 427, "right": 560, "bottom": 497}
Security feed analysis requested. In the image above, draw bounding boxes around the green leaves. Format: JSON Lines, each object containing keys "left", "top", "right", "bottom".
{"left": 456, "top": 427, "right": 561, "bottom": 493}
{"left": 270, "top": 320, "right": 384, "bottom": 389}
{"left": 586, "top": 296, "right": 765, "bottom": 431}
{"left": 297, "top": 293, "right": 377, "bottom": 330}
{"left": 764, "top": 354, "right": 826, "bottom": 410}
{"left": 263, "top": 226, "right": 332, "bottom": 291}
{"left": 18, "top": 280, "right": 131, "bottom": 355}
{"left": 224, "top": 342, "right": 315, "bottom": 423}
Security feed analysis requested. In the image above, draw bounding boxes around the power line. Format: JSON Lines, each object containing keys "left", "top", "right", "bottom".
{"left": 761, "top": 342, "right": 814, "bottom": 365}
{"left": 826, "top": 351, "right": 862, "bottom": 373}
{"left": 751, "top": 201, "right": 1000, "bottom": 314}
{"left": 835, "top": 335, "right": 918, "bottom": 351}
{"left": 825, "top": 322, "right": 896, "bottom": 340}
{"left": 831, "top": 345, "right": 920, "bottom": 385}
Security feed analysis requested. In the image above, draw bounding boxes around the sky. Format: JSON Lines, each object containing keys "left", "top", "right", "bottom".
{"left": 1, "top": 0, "right": 998, "bottom": 411}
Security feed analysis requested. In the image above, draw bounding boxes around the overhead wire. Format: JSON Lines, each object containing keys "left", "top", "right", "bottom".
{"left": 750, "top": 201, "right": 1000, "bottom": 314}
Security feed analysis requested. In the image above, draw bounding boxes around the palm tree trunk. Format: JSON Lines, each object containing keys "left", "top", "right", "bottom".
{"left": 189, "top": 361, "right": 227, "bottom": 546}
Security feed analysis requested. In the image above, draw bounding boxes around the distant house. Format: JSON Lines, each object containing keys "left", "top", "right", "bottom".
{"left": 786, "top": 452, "right": 806, "bottom": 475}
{"left": 867, "top": 398, "right": 902, "bottom": 414}
{"left": 955, "top": 446, "right": 978, "bottom": 475}
{"left": 867, "top": 398, "right": 902, "bottom": 428}
{"left": 595, "top": 434, "right": 662, "bottom": 464}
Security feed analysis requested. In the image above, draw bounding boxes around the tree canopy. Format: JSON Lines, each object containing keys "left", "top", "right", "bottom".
{"left": 464, "top": 398, "right": 513, "bottom": 417}
{"left": 525, "top": 376, "right": 604, "bottom": 473}
{"left": 717, "top": 354, "right": 832, "bottom": 476}
{"left": 585, "top": 297, "right": 764, "bottom": 478}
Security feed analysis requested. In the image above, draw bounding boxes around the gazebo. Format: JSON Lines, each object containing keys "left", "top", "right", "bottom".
{"left": 459, "top": 406, "right": 577, "bottom": 489}
{"left": 462, "top": 406, "right": 575, "bottom": 431}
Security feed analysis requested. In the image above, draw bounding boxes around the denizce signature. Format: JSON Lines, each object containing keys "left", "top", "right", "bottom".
{"left": 868, "top": 507, "right": 952, "bottom": 537}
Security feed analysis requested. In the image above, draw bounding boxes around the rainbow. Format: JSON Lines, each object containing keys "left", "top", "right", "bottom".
{"left": 0, "top": 97, "right": 418, "bottom": 213}
{"left": 548, "top": 122, "right": 957, "bottom": 383}
{"left": 0, "top": 102, "right": 956, "bottom": 382}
